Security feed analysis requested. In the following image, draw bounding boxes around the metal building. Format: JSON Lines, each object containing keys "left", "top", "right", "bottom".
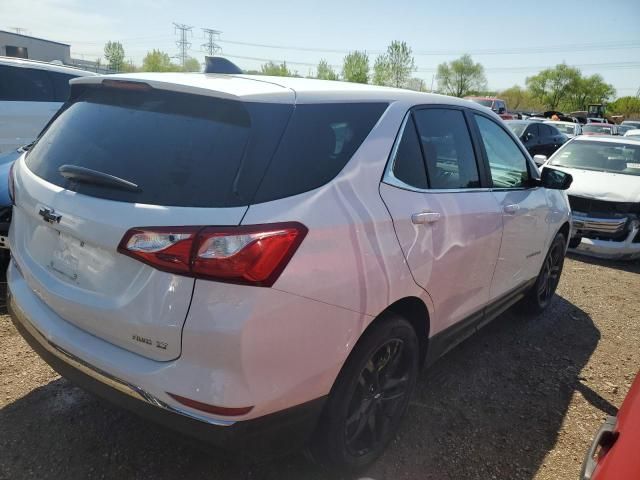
{"left": 0, "top": 30, "right": 71, "bottom": 64}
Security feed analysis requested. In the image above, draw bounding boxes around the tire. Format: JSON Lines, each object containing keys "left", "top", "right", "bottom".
{"left": 307, "top": 314, "right": 420, "bottom": 473}
{"left": 568, "top": 235, "right": 581, "bottom": 249}
{"left": 522, "top": 232, "right": 566, "bottom": 314}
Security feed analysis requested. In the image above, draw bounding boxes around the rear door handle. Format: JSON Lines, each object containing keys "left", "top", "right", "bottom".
{"left": 503, "top": 204, "right": 520, "bottom": 214}
{"left": 411, "top": 211, "right": 441, "bottom": 225}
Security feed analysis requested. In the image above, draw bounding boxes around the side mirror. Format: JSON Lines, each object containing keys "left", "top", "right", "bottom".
{"left": 497, "top": 107, "right": 506, "bottom": 114}
{"left": 541, "top": 167, "right": 572, "bottom": 190}
{"left": 533, "top": 154, "right": 547, "bottom": 166}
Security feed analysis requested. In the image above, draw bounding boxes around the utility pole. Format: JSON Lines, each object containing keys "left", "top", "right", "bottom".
{"left": 11, "top": 27, "right": 28, "bottom": 35}
{"left": 201, "top": 28, "right": 222, "bottom": 56}
{"left": 173, "top": 23, "right": 193, "bottom": 68}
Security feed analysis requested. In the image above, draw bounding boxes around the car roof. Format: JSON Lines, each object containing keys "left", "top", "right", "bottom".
{"left": 0, "top": 56, "right": 96, "bottom": 76}
{"left": 624, "top": 129, "right": 640, "bottom": 135}
{"left": 573, "top": 135, "right": 640, "bottom": 145}
{"left": 583, "top": 122, "right": 612, "bottom": 126}
{"left": 72, "top": 72, "right": 490, "bottom": 108}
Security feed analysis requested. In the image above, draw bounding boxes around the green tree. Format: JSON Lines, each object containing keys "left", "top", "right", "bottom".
{"left": 342, "top": 51, "right": 369, "bottom": 84}
{"left": 372, "top": 41, "right": 415, "bottom": 88}
{"left": 121, "top": 59, "right": 137, "bottom": 73}
{"left": 142, "top": 50, "right": 181, "bottom": 72}
{"left": 183, "top": 57, "right": 201, "bottom": 72}
{"left": 525, "top": 63, "right": 581, "bottom": 110}
{"left": 316, "top": 59, "right": 338, "bottom": 80}
{"left": 436, "top": 54, "right": 486, "bottom": 97}
{"left": 497, "top": 85, "right": 545, "bottom": 111}
{"left": 260, "top": 61, "right": 292, "bottom": 76}
{"left": 372, "top": 55, "right": 391, "bottom": 86}
{"left": 608, "top": 96, "right": 640, "bottom": 118}
{"left": 104, "top": 41, "right": 125, "bottom": 72}
{"left": 564, "top": 74, "right": 615, "bottom": 111}
{"left": 405, "top": 77, "right": 426, "bottom": 92}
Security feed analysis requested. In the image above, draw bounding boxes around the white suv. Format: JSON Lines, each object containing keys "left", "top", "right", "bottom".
{"left": 0, "top": 56, "right": 95, "bottom": 154}
{"left": 7, "top": 73, "right": 572, "bottom": 471}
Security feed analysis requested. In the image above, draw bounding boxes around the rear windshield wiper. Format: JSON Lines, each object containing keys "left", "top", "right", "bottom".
{"left": 58, "top": 165, "right": 141, "bottom": 193}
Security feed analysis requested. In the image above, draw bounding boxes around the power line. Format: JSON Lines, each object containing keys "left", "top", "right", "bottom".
{"left": 173, "top": 23, "right": 192, "bottom": 67}
{"left": 217, "top": 38, "right": 640, "bottom": 56}
{"left": 201, "top": 28, "right": 222, "bottom": 56}
{"left": 218, "top": 52, "right": 640, "bottom": 73}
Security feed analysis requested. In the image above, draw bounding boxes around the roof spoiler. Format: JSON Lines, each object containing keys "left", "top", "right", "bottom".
{"left": 204, "top": 56, "right": 243, "bottom": 74}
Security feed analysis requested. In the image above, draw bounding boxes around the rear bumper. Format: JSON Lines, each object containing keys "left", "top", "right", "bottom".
{"left": 7, "top": 262, "right": 326, "bottom": 457}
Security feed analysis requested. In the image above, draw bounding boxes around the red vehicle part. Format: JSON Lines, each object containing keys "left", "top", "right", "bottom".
{"left": 581, "top": 372, "right": 640, "bottom": 480}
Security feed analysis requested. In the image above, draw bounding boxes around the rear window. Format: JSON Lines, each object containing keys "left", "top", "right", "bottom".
{"left": 0, "top": 65, "right": 55, "bottom": 101}
{"left": 26, "top": 84, "right": 387, "bottom": 207}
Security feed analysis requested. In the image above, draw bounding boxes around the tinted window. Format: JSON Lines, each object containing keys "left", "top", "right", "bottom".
{"left": 392, "top": 116, "right": 428, "bottom": 189}
{"left": 475, "top": 115, "right": 530, "bottom": 188}
{"left": 539, "top": 124, "right": 553, "bottom": 136}
{"left": 50, "top": 72, "right": 77, "bottom": 101}
{"left": 27, "top": 86, "right": 293, "bottom": 207}
{"left": 0, "top": 65, "right": 55, "bottom": 101}
{"left": 254, "top": 103, "right": 388, "bottom": 202}
{"left": 6, "top": 46, "right": 28, "bottom": 58}
{"left": 526, "top": 123, "right": 539, "bottom": 139}
{"left": 413, "top": 108, "right": 480, "bottom": 189}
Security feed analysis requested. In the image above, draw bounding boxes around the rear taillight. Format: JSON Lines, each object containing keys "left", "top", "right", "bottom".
{"left": 118, "top": 222, "right": 307, "bottom": 287}
{"left": 8, "top": 162, "right": 15, "bottom": 204}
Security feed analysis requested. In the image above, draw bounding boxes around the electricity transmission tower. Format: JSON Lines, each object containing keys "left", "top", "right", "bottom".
{"left": 173, "top": 23, "right": 193, "bottom": 67}
{"left": 202, "top": 28, "right": 222, "bottom": 56}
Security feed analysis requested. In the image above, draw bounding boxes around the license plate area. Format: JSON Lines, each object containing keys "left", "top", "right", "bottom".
{"left": 48, "top": 230, "right": 82, "bottom": 284}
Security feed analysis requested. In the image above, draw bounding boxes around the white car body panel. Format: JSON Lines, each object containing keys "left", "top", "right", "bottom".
{"left": 7, "top": 73, "right": 571, "bottom": 430}
{"left": 0, "top": 57, "right": 95, "bottom": 154}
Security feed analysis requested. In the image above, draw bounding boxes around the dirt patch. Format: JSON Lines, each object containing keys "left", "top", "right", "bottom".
{"left": 1, "top": 255, "right": 639, "bottom": 480}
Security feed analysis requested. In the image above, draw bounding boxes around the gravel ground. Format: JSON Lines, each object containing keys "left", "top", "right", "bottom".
{"left": 1, "top": 254, "right": 639, "bottom": 480}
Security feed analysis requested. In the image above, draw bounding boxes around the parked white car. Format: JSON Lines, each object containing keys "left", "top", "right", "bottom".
{"left": 540, "top": 136, "right": 640, "bottom": 259}
{"left": 545, "top": 120, "right": 582, "bottom": 138}
{"left": 8, "top": 72, "right": 573, "bottom": 471}
{"left": 624, "top": 129, "right": 640, "bottom": 140}
{"left": 0, "top": 56, "right": 95, "bottom": 154}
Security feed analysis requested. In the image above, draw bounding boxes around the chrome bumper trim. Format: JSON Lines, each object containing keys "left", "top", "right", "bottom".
{"left": 9, "top": 293, "right": 235, "bottom": 427}
{"left": 572, "top": 213, "right": 628, "bottom": 236}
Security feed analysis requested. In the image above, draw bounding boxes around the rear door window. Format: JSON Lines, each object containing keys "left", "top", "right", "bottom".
{"left": 392, "top": 115, "right": 429, "bottom": 189}
{"left": 0, "top": 65, "right": 55, "bottom": 101}
{"left": 412, "top": 108, "right": 481, "bottom": 189}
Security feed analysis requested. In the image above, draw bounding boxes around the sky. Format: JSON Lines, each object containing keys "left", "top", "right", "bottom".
{"left": 1, "top": 0, "right": 639, "bottom": 96}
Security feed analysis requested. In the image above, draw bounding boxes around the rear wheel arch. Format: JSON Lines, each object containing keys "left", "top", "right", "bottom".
{"left": 374, "top": 296, "right": 430, "bottom": 367}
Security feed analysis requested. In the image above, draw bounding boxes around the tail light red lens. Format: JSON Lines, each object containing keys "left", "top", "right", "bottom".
{"left": 118, "top": 222, "right": 307, "bottom": 287}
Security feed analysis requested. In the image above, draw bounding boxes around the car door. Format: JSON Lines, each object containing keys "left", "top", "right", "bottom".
{"left": 379, "top": 106, "right": 503, "bottom": 337}
{"left": 472, "top": 113, "right": 550, "bottom": 303}
{"left": 540, "top": 124, "right": 562, "bottom": 156}
{"left": 0, "top": 65, "right": 63, "bottom": 153}
{"left": 522, "top": 123, "right": 540, "bottom": 155}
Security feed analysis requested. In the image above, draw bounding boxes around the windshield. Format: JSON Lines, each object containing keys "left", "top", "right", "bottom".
{"left": 550, "top": 140, "right": 640, "bottom": 176}
{"left": 547, "top": 123, "right": 575, "bottom": 135}
{"left": 506, "top": 123, "right": 527, "bottom": 137}
{"left": 583, "top": 124, "right": 613, "bottom": 134}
